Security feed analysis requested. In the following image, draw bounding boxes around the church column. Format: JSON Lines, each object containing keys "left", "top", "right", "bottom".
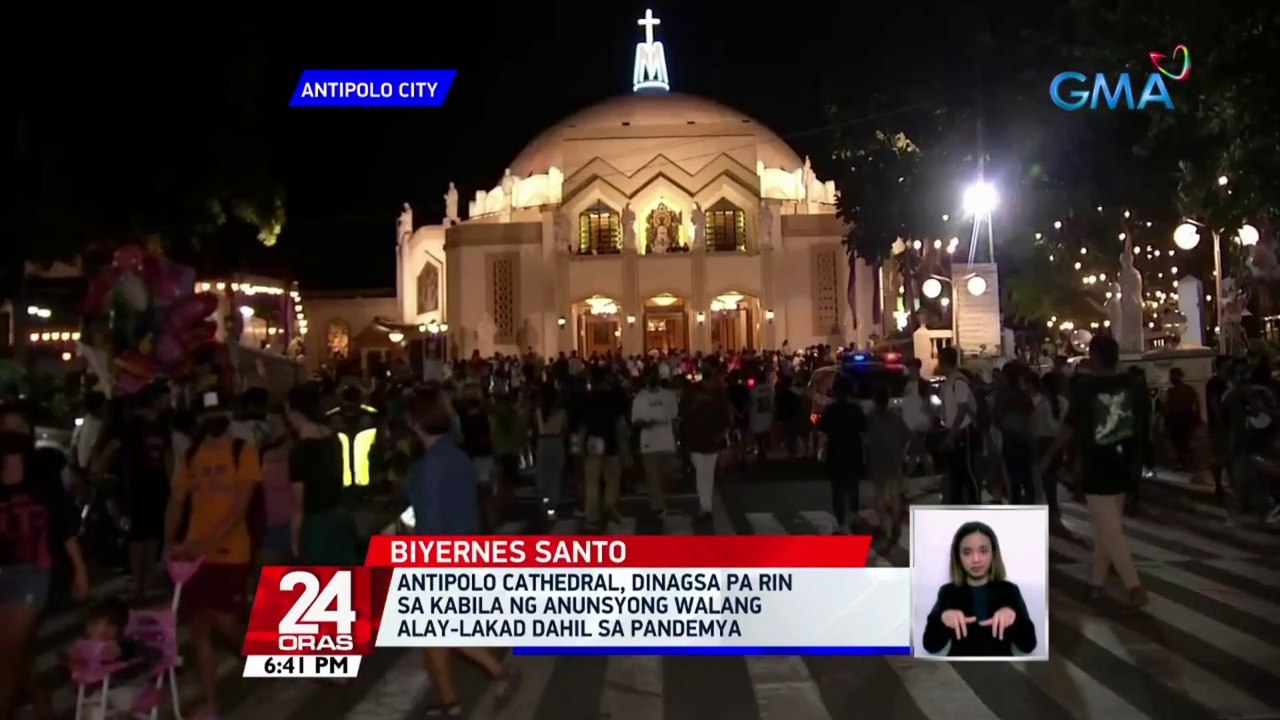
{"left": 691, "top": 242, "right": 709, "bottom": 352}
{"left": 540, "top": 211, "right": 559, "bottom": 357}
{"left": 853, "top": 257, "right": 877, "bottom": 349}
{"left": 838, "top": 252, "right": 854, "bottom": 343}
{"left": 761, "top": 245, "right": 777, "bottom": 349}
{"left": 622, "top": 245, "right": 642, "bottom": 356}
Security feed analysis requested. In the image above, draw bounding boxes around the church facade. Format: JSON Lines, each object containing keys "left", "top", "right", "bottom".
{"left": 316, "top": 10, "right": 887, "bottom": 367}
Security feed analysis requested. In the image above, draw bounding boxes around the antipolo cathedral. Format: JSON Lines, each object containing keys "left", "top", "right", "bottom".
{"left": 306, "top": 10, "right": 888, "bottom": 369}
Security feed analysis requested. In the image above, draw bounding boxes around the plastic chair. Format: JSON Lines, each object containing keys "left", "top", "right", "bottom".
{"left": 72, "top": 556, "right": 203, "bottom": 720}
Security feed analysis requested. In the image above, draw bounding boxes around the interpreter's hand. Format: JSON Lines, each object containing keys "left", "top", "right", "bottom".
{"left": 940, "top": 609, "right": 976, "bottom": 639}
{"left": 979, "top": 607, "right": 1017, "bottom": 640}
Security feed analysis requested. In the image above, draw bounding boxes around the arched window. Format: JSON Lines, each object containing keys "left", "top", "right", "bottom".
{"left": 706, "top": 199, "right": 747, "bottom": 252}
{"left": 326, "top": 321, "right": 350, "bottom": 358}
{"left": 578, "top": 202, "right": 621, "bottom": 254}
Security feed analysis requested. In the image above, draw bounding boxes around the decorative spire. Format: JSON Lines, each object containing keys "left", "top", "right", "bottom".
{"left": 633, "top": 9, "right": 670, "bottom": 93}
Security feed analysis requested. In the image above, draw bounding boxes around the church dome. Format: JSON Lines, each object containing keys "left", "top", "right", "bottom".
{"left": 509, "top": 93, "right": 803, "bottom": 177}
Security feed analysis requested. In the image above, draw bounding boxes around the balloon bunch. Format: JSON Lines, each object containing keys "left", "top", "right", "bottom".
{"left": 81, "top": 244, "right": 233, "bottom": 395}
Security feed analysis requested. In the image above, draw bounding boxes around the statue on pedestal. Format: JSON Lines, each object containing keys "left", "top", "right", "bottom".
{"left": 397, "top": 203, "right": 413, "bottom": 244}
{"left": 1105, "top": 281, "right": 1124, "bottom": 339}
{"left": 501, "top": 169, "right": 515, "bottom": 210}
{"left": 1117, "top": 239, "right": 1145, "bottom": 354}
{"left": 801, "top": 156, "right": 816, "bottom": 201}
{"left": 477, "top": 313, "right": 496, "bottom": 357}
{"left": 444, "top": 183, "right": 459, "bottom": 224}
{"left": 1176, "top": 275, "right": 1205, "bottom": 347}
{"left": 758, "top": 201, "right": 775, "bottom": 247}
{"left": 554, "top": 211, "right": 573, "bottom": 254}
{"left": 691, "top": 203, "right": 706, "bottom": 249}
{"left": 622, "top": 204, "right": 637, "bottom": 251}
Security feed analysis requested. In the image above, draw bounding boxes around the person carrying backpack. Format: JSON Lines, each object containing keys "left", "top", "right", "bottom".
{"left": 164, "top": 388, "right": 262, "bottom": 718}
{"left": 937, "top": 347, "right": 981, "bottom": 504}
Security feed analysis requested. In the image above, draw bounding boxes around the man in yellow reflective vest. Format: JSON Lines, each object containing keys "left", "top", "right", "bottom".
{"left": 327, "top": 385, "right": 380, "bottom": 488}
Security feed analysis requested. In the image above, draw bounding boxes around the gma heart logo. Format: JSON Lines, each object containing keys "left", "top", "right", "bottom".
{"left": 1149, "top": 44, "right": 1191, "bottom": 81}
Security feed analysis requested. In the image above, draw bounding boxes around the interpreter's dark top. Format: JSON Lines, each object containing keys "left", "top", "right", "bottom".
{"left": 922, "top": 580, "right": 1036, "bottom": 657}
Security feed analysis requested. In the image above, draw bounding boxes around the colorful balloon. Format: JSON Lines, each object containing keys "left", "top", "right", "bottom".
{"left": 82, "top": 275, "right": 114, "bottom": 316}
{"left": 171, "top": 263, "right": 196, "bottom": 299}
{"left": 167, "top": 293, "right": 219, "bottom": 327}
{"left": 116, "top": 271, "right": 149, "bottom": 312}
{"left": 112, "top": 245, "right": 147, "bottom": 272}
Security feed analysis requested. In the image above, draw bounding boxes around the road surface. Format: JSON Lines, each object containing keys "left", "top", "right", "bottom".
{"left": 23, "top": 462, "right": 1280, "bottom": 720}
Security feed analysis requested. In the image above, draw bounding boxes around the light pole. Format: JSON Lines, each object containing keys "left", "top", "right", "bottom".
{"left": 954, "top": 181, "right": 999, "bottom": 350}
{"left": 1173, "top": 220, "right": 1259, "bottom": 351}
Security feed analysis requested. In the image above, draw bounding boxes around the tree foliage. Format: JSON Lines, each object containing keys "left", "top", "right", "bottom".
{"left": 14, "top": 9, "right": 285, "bottom": 276}
{"left": 1071, "top": 0, "right": 1280, "bottom": 235}
{"left": 822, "top": 0, "right": 1247, "bottom": 329}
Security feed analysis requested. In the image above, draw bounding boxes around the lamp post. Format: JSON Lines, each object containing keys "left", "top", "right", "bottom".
{"left": 1172, "top": 221, "right": 1259, "bottom": 348}
{"left": 953, "top": 181, "right": 999, "bottom": 352}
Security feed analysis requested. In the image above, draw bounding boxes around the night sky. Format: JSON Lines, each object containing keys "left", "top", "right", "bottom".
{"left": 35, "top": 3, "right": 894, "bottom": 290}
{"left": 21, "top": 1, "right": 1068, "bottom": 292}
{"left": 262, "top": 3, "right": 864, "bottom": 289}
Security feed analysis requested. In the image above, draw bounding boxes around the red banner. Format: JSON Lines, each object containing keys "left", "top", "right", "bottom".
{"left": 242, "top": 566, "right": 393, "bottom": 657}
{"left": 364, "top": 536, "right": 872, "bottom": 568}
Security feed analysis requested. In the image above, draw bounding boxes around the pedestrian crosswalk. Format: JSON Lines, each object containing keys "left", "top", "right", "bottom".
{"left": 17, "top": 482, "right": 1280, "bottom": 720}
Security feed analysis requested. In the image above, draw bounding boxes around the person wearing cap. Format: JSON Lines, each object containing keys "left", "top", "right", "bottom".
{"left": 164, "top": 387, "right": 261, "bottom": 719}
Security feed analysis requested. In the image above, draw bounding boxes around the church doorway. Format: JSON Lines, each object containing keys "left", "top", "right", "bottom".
{"left": 708, "top": 292, "right": 759, "bottom": 352}
{"left": 643, "top": 294, "right": 688, "bottom": 353}
{"left": 575, "top": 296, "right": 622, "bottom": 357}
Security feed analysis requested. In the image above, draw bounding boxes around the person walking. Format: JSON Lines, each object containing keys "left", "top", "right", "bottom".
{"left": 1039, "top": 335, "right": 1149, "bottom": 611}
{"left": 406, "top": 387, "right": 520, "bottom": 717}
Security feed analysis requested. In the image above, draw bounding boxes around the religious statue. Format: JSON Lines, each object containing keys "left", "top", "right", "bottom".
{"left": 548, "top": 167, "right": 564, "bottom": 204}
{"left": 1117, "top": 241, "right": 1145, "bottom": 354}
{"left": 477, "top": 312, "right": 496, "bottom": 357}
{"left": 554, "top": 211, "right": 572, "bottom": 253}
{"left": 758, "top": 201, "right": 775, "bottom": 247}
{"left": 501, "top": 169, "right": 515, "bottom": 210}
{"left": 1104, "top": 281, "right": 1124, "bottom": 339}
{"left": 691, "top": 203, "right": 706, "bottom": 249}
{"left": 802, "top": 156, "right": 816, "bottom": 201}
{"left": 397, "top": 203, "right": 413, "bottom": 244}
{"left": 622, "top": 204, "right": 637, "bottom": 251}
{"left": 444, "top": 182, "right": 459, "bottom": 224}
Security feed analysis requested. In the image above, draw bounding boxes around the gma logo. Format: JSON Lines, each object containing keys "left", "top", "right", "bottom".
{"left": 1049, "top": 72, "right": 1174, "bottom": 111}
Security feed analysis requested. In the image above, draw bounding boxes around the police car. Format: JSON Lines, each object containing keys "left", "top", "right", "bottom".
{"left": 806, "top": 352, "right": 942, "bottom": 423}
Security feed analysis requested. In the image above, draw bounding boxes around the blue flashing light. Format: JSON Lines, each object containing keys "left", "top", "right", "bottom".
{"left": 852, "top": 353, "right": 868, "bottom": 362}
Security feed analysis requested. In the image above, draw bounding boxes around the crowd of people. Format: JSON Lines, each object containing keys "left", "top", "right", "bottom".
{"left": 2, "top": 337, "right": 1279, "bottom": 716}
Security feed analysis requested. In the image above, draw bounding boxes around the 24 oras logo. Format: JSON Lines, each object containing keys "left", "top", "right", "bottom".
{"left": 277, "top": 570, "right": 356, "bottom": 652}
{"left": 1050, "top": 45, "right": 1190, "bottom": 111}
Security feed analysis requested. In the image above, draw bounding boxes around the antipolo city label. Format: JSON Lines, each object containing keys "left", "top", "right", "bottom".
{"left": 290, "top": 70, "right": 456, "bottom": 107}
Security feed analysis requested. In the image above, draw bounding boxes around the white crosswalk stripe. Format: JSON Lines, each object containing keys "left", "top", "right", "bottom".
{"left": 16, "top": 480, "right": 1280, "bottom": 720}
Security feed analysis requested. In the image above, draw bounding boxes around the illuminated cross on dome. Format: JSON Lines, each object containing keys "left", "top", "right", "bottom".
{"left": 638, "top": 9, "right": 661, "bottom": 44}
{"left": 633, "top": 9, "right": 670, "bottom": 93}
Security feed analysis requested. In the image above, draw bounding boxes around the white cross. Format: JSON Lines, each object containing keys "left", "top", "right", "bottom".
{"left": 637, "top": 9, "right": 661, "bottom": 45}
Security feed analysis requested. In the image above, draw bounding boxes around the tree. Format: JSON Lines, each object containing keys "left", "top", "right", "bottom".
{"left": 825, "top": 0, "right": 1197, "bottom": 335}
{"left": 15, "top": 9, "right": 285, "bottom": 274}
{"left": 1070, "top": 0, "right": 1280, "bottom": 236}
